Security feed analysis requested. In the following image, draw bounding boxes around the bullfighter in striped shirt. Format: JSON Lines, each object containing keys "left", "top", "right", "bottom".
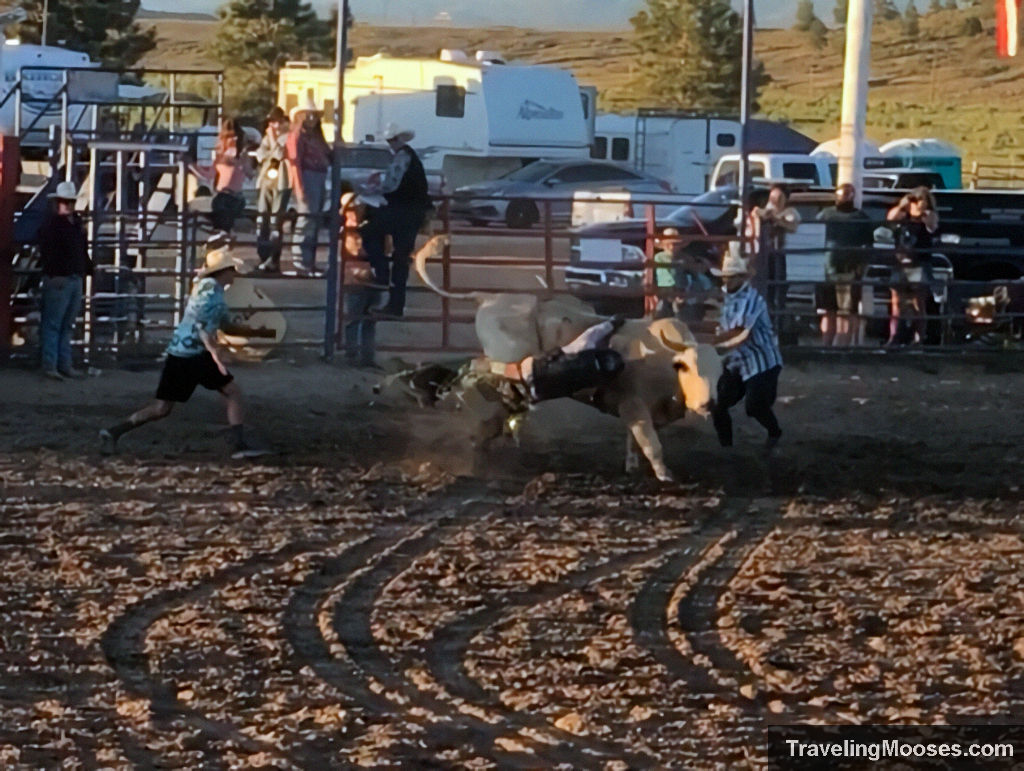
{"left": 710, "top": 247, "right": 784, "bottom": 451}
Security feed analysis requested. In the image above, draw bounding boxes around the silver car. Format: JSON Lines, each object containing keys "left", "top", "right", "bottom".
{"left": 450, "top": 159, "right": 671, "bottom": 229}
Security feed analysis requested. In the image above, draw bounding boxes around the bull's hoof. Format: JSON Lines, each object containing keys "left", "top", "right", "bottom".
{"left": 655, "top": 469, "right": 676, "bottom": 484}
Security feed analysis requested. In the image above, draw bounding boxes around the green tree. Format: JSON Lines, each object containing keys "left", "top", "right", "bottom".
{"left": 875, "top": 0, "right": 901, "bottom": 20}
{"left": 834, "top": 0, "right": 849, "bottom": 25}
{"left": 903, "top": 0, "right": 920, "bottom": 36}
{"left": 629, "top": 0, "right": 768, "bottom": 112}
{"left": 10, "top": 0, "right": 155, "bottom": 67}
{"left": 944, "top": 0, "right": 957, "bottom": 9}
{"left": 794, "top": 0, "right": 816, "bottom": 29}
{"left": 928, "top": 0, "right": 942, "bottom": 11}
{"left": 959, "top": 14, "right": 983, "bottom": 34}
{"left": 213, "top": 0, "right": 333, "bottom": 119}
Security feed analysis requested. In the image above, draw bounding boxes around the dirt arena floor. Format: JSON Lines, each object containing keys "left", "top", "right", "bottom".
{"left": 2, "top": 350, "right": 1024, "bottom": 768}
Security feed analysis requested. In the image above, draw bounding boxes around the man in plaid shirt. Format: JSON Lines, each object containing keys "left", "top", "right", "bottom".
{"left": 710, "top": 247, "right": 784, "bottom": 451}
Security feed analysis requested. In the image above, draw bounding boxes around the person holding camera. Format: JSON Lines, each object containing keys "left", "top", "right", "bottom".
{"left": 886, "top": 186, "right": 939, "bottom": 346}
{"left": 255, "top": 106, "right": 291, "bottom": 273}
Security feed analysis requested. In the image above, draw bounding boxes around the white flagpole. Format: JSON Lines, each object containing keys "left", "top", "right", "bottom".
{"left": 837, "top": 0, "right": 873, "bottom": 207}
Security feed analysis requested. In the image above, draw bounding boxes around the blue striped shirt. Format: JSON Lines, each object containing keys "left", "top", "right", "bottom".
{"left": 719, "top": 282, "right": 783, "bottom": 381}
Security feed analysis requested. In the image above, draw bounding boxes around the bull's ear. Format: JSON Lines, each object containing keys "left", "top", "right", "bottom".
{"left": 658, "top": 329, "right": 691, "bottom": 353}
{"left": 673, "top": 358, "right": 690, "bottom": 373}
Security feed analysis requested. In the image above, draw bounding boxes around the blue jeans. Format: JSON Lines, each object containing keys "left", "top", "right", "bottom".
{"left": 292, "top": 170, "right": 326, "bottom": 270}
{"left": 40, "top": 274, "right": 83, "bottom": 372}
{"left": 257, "top": 185, "right": 291, "bottom": 263}
{"left": 344, "top": 287, "right": 383, "bottom": 365}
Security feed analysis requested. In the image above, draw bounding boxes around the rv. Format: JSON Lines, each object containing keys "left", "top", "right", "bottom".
{"left": 591, "top": 111, "right": 818, "bottom": 195}
{"left": 279, "top": 51, "right": 594, "bottom": 189}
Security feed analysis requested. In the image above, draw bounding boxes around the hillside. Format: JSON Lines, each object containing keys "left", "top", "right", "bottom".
{"left": 137, "top": 8, "right": 1024, "bottom": 175}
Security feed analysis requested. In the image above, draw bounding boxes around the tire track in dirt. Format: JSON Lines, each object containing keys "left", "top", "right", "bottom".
{"left": 423, "top": 535, "right": 703, "bottom": 770}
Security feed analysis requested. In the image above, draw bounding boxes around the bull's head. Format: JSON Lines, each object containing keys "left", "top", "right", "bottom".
{"left": 659, "top": 331, "right": 722, "bottom": 417}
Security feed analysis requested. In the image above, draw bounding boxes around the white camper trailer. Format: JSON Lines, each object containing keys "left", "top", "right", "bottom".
{"left": 279, "top": 51, "right": 593, "bottom": 189}
{"left": 594, "top": 111, "right": 819, "bottom": 195}
{"left": 0, "top": 40, "right": 102, "bottom": 146}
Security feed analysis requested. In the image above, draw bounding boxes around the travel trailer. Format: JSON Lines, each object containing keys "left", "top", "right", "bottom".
{"left": 592, "top": 111, "right": 818, "bottom": 195}
{"left": 279, "top": 51, "right": 594, "bottom": 189}
{"left": 0, "top": 40, "right": 101, "bottom": 146}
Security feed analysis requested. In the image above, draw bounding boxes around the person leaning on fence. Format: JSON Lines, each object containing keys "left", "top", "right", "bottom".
{"left": 341, "top": 192, "right": 385, "bottom": 369}
{"left": 362, "top": 122, "right": 432, "bottom": 319}
{"left": 886, "top": 186, "right": 939, "bottom": 346}
{"left": 286, "top": 97, "right": 331, "bottom": 276}
{"left": 210, "top": 117, "right": 250, "bottom": 238}
{"left": 816, "top": 183, "right": 872, "bottom": 347}
{"left": 99, "top": 250, "right": 267, "bottom": 459}
{"left": 710, "top": 247, "right": 784, "bottom": 452}
{"left": 653, "top": 228, "right": 683, "bottom": 319}
{"left": 255, "top": 106, "right": 291, "bottom": 274}
{"left": 747, "top": 184, "right": 800, "bottom": 317}
{"left": 38, "top": 181, "right": 93, "bottom": 380}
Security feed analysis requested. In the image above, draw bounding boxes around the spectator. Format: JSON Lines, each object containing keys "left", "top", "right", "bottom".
{"left": 675, "top": 248, "right": 718, "bottom": 328}
{"left": 362, "top": 122, "right": 432, "bottom": 319}
{"left": 341, "top": 193, "right": 384, "bottom": 369}
{"left": 748, "top": 184, "right": 800, "bottom": 317}
{"left": 886, "top": 186, "right": 939, "bottom": 346}
{"left": 710, "top": 246, "right": 784, "bottom": 452}
{"left": 255, "top": 106, "right": 291, "bottom": 273}
{"left": 286, "top": 97, "right": 331, "bottom": 276}
{"left": 816, "top": 183, "right": 872, "bottom": 347}
{"left": 37, "top": 181, "right": 92, "bottom": 380}
{"left": 98, "top": 249, "right": 266, "bottom": 459}
{"left": 653, "top": 228, "right": 683, "bottom": 319}
{"left": 210, "top": 117, "right": 249, "bottom": 237}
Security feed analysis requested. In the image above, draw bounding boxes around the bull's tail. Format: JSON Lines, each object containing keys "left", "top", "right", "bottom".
{"left": 413, "top": 235, "right": 487, "bottom": 302}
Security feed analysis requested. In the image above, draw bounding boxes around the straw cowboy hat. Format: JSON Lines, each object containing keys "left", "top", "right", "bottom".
{"left": 382, "top": 122, "right": 415, "bottom": 143}
{"left": 48, "top": 180, "right": 78, "bottom": 201}
{"left": 197, "top": 248, "right": 242, "bottom": 279}
{"left": 289, "top": 95, "right": 321, "bottom": 122}
{"left": 340, "top": 191, "right": 357, "bottom": 210}
{"left": 710, "top": 243, "right": 751, "bottom": 277}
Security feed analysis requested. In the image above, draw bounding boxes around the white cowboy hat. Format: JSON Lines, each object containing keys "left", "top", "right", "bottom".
{"left": 197, "top": 248, "right": 242, "bottom": 279}
{"left": 382, "top": 122, "right": 415, "bottom": 142}
{"left": 340, "top": 191, "right": 358, "bottom": 210}
{"left": 48, "top": 180, "right": 78, "bottom": 200}
{"left": 710, "top": 243, "right": 751, "bottom": 277}
{"left": 289, "top": 95, "right": 322, "bottom": 122}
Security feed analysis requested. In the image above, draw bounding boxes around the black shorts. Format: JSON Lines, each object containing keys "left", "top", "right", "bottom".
{"left": 155, "top": 351, "right": 233, "bottom": 402}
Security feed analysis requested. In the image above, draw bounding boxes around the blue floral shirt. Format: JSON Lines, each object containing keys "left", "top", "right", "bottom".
{"left": 166, "top": 278, "right": 229, "bottom": 357}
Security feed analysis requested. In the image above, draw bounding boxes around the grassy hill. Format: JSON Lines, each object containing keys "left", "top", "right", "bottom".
{"left": 137, "top": 6, "right": 1024, "bottom": 180}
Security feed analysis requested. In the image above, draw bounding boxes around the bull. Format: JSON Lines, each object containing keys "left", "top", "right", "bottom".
{"left": 409, "top": 237, "right": 722, "bottom": 482}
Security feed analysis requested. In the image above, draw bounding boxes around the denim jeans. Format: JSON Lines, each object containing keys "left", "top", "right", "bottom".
{"left": 40, "top": 274, "right": 83, "bottom": 372}
{"left": 257, "top": 185, "right": 290, "bottom": 263}
{"left": 292, "top": 170, "right": 326, "bottom": 270}
{"left": 344, "top": 287, "right": 383, "bottom": 365}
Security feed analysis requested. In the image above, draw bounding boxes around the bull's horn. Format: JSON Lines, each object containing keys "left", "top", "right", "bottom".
{"left": 659, "top": 329, "right": 691, "bottom": 353}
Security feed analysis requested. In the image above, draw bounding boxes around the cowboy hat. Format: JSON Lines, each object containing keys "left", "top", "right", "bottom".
{"left": 382, "top": 122, "right": 415, "bottom": 142}
{"left": 289, "top": 95, "right": 321, "bottom": 122}
{"left": 340, "top": 191, "right": 357, "bottom": 210}
{"left": 710, "top": 243, "right": 750, "bottom": 277}
{"left": 48, "top": 180, "right": 78, "bottom": 201}
{"left": 197, "top": 248, "right": 242, "bottom": 279}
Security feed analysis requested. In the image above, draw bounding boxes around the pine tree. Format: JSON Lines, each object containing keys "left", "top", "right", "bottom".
{"left": 629, "top": 0, "right": 768, "bottom": 112}
{"left": 903, "top": 0, "right": 920, "bottom": 36}
{"left": 834, "top": 0, "right": 849, "bottom": 25}
{"left": 875, "top": 0, "right": 901, "bottom": 20}
{"left": 794, "top": 0, "right": 816, "bottom": 30}
{"left": 11, "top": 0, "right": 155, "bottom": 67}
{"left": 213, "top": 0, "right": 333, "bottom": 119}
{"left": 928, "top": 0, "right": 942, "bottom": 12}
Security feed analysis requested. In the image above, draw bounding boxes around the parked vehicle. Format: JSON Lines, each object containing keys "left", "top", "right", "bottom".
{"left": 281, "top": 51, "right": 595, "bottom": 190}
{"left": 449, "top": 159, "right": 670, "bottom": 228}
{"left": 565, "top": 186, "right": 739, "bottom": 312}
{"left": 861, "top": 168, "right": 946, "bottom": 190}
{"left": 592, "top": 111, "right": 818, "bottom": 195}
